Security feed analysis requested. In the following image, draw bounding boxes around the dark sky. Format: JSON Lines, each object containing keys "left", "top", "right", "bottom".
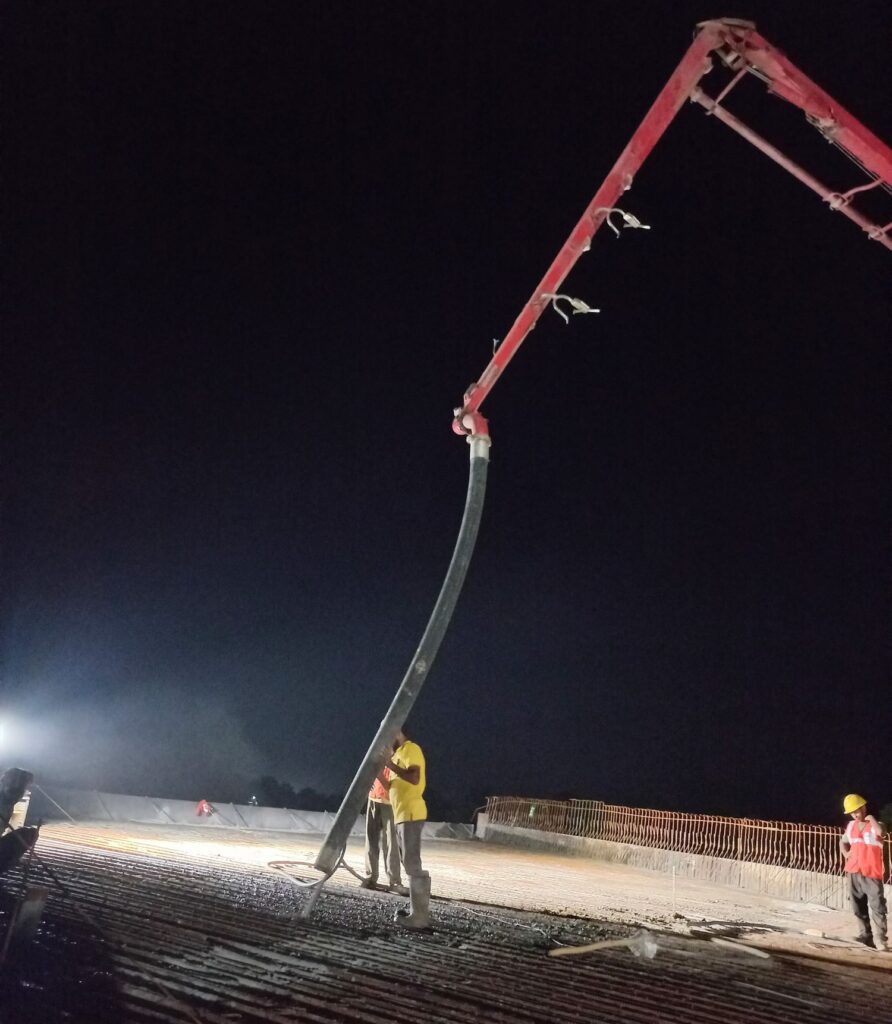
{"left": 5, "top": 3, "right": 890, "bottom": 823}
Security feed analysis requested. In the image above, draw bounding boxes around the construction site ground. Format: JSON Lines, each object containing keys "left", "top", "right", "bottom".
{"left": 3, "top": 822, "right": 891, "bottom": 1023}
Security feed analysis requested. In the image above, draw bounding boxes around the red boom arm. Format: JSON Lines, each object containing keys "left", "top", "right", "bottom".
{"left": 453, "top": 19, "right": 892, "bottom": 439}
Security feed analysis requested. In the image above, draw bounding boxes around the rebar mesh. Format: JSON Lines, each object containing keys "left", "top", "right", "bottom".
{"left": 484, "top": 796, "right": 892, "bottom": 883}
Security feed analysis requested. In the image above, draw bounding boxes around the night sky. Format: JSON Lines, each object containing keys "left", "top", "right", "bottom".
{"left": 5, "top": 3, "right": 890, "bottom": 824}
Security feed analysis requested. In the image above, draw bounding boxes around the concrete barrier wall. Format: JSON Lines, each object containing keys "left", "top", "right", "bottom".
{"left": 481, "top": 821, "right": 892, "bottom": 911}
{"left": 28, "top": 787, "right": 368, "bottom": 834}
{"left": 27, "top": 787, "right": 473, "bottom": 840}
{"left": 422, "top": 821, "right": 475, "bottom": 839}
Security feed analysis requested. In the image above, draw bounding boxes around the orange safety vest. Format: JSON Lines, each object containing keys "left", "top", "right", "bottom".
{"left": 845, "top": 819, "right": 885, "bottom": 880}
{"left": 369, "top": 767, "right": 391, "bottom": 803}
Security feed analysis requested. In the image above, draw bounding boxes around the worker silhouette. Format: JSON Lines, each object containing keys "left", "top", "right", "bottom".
{"left": 377, "top": 725, "right": 431, "bottom": 929}
{"left": 840, "top": 793, "right": 888, "bottom": 952}
{"left": 360, "top": 740, "right": 407, "bottom": 895}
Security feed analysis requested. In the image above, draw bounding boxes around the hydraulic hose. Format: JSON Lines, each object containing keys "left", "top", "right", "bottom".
{"left": 312, "top": 434, "right": 491, "bottom": 882}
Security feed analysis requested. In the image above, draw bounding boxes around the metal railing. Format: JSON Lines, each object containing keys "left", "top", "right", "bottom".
{"left": 484, "top": 796, "right": 892, "bottom": 883}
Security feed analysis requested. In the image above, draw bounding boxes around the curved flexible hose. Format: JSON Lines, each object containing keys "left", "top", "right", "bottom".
{"left": 308, "top": 436, "right": 491, "bottom": 900}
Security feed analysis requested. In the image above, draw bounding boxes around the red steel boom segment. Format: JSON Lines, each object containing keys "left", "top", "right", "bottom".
{"left": 453, "top": 19, "right": 892, "bottom": 439}
{"left": 717, "top": 23, "right": 892, "bottom": 185}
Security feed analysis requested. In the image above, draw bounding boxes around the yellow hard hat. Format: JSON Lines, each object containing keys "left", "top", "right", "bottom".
{"left": 843, "top": 793, "right": 867, "bottom": 814}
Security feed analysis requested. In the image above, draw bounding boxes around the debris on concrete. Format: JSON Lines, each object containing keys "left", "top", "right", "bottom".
{"left": 710, "top": 936, "right": 771, "bottom": 958}
{"left": 549, "top": 927, "right": 658, "bottom": 959}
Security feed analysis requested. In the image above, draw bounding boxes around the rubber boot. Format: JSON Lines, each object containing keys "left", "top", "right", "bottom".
{"left": 394, "top": 874, "right": 431, "bottom": 929}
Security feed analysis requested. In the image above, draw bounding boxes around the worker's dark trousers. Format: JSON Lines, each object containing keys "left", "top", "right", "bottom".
{"left": 848, "top": 872, "right": 887, "bottom": 942}
{"left": 364, "top": 799, "right": 402, "bottom": 885}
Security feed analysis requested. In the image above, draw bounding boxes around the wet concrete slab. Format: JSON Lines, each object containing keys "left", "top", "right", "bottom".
{"left": 2, "top": 822, "right": 890, "bottom": 1022}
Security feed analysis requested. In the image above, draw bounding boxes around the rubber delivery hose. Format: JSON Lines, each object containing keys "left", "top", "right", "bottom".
{"left": 313, "top": 435, "right": 491, "bottom": 878}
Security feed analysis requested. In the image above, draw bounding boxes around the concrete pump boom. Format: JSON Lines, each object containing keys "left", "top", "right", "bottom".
{"left": 452, "top": 17, "right": 892, "bottom": 441}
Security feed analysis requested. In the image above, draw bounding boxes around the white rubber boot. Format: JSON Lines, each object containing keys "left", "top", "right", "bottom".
{"left": 394, "top": 873, "right": 431, "bottom": 929}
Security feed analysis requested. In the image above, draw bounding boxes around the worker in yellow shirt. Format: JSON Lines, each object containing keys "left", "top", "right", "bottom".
{"left": 378, "top": 726, "right": 430, "bottom": 929}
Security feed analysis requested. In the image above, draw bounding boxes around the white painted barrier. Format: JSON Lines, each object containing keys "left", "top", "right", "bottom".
{"left": 27, "top": 786, "right": 474, "bottom": 840}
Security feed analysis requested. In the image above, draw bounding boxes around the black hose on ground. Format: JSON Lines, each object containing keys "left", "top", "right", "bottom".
{"left": 311, "top": 436, "right": 491, "bottom": 888}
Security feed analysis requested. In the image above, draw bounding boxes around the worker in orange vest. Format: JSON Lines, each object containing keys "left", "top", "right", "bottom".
{"left": 360, "top": 752, "right": 408, "bottom": 896}
{"left": 840, "top": 793, "right": 888, "bottom": 951}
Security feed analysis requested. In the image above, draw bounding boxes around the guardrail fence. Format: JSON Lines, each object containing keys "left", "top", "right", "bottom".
{"left": 484, "top": 796, "right": 892, "bottom": 883}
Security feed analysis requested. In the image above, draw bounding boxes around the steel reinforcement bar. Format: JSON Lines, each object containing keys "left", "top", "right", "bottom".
{"left": 484, "top": 796, "right": 892, "bottom": 883}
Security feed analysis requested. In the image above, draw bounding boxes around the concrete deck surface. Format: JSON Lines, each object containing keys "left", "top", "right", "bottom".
{"left": 3, "top": 822, "right": 890, "bottom": 1023}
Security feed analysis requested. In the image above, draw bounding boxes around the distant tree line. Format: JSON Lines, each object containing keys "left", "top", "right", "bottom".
{"left": 248, "top": 776, "right": 344, "bottom": 812}
{"left": 243, "top": 776, "right": 479, "bottom": 821}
